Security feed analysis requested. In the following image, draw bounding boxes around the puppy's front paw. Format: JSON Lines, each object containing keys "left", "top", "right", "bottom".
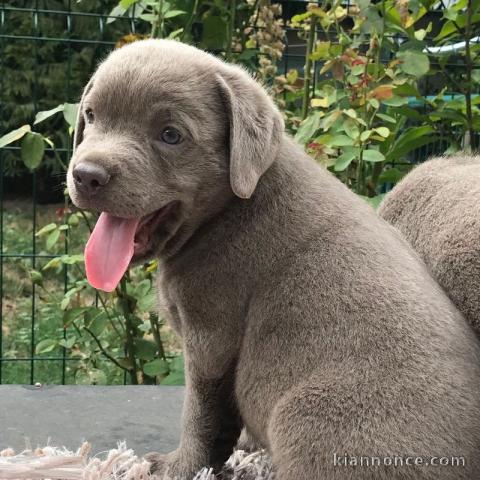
{"left": 144, "top": 451, "right": 192, "bottom": 480}
{"left": 144, "top": 451, "right": 171, "bottom": 479}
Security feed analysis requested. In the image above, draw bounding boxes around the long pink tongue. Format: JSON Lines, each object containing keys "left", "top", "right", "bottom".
{"left": 85, "top": 213, "right": 140, "bottom": 292}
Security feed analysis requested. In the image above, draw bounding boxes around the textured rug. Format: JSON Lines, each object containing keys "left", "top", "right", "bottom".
{"left": 0, "top": 443, "right": 274, "bottom": 480}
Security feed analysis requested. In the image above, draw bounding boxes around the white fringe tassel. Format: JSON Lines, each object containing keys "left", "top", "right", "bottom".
{"left": 0, "top": 443, "right": 274, "bottom": 480}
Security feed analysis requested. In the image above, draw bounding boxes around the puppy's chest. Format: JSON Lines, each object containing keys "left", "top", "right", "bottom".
{"left": 155, "top": 265, "right": 224, "bottom": 337}
{"left": 156, "top": 273, "right": 183, "bottom": 336}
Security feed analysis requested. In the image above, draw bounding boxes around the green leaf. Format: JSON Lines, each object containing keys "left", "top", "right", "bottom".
{"left": 360, "top": 130, "right": 372, "bottom": 142}
{"left": 388, "top": 105, "right": 424, "bottom": 121}
{"left": 120, "top": 0, "right": 137, "bottom": 8}
{"left": 329, "top": 135, "right": 354, "bottom": 147}
{"left": 378, "top": 167, "right": 407, "bottom": 185}
{"left": 383, "top": 96, "right": 409, "bottom": 107}
{"left": 60, "top": 254, "right": 84, "bottom": 265}
{"left": 68, "top": 214, "right": 80, "bottom": 227}
{"left": 36, "top": 339, "right": 57, "bottom": 354}
{"left": 30, "top": 269, "right": 43, "bottom": 286}
{"left": 291, "top": 12, "right": 311, "bottom": 23}
{"left": 414, "top": 28, "right": 428, "bottom": 41}
{"left": 452, "top": 0, "right": 468, "bottom": 11}
{"left": 134, "top": 338, "right": 158, "bottom": 361}
{"left": 343, "top": 109, "right": 357, "bottom": 119}
{"left": 201, "top": 15, "right": 228, "bottom": 50}
{"left": 143, "top": 358, "right": 170, "bottom": 377}
{"left": 63, "top": 307, "right": 91, "bottom": 326}
{"left": 443, "top": 7, "right": 458, "bottom": 21}
{"left": 164, "top": 10, "right": 186, "bottom": 18}
{"left": 139, "top": 13, "right": 157, "bottom": 22}
{"left": 374, "top": 127, "right": 390, "bottom": 138}
{"left": 107, "top": 4, "right": 127, "bottom": 24}
{"left": 321, "top": 109, "right": 342, "bottom": 131}
{"left": 42, "top": 257, "right": 62, "bottom": 271}
{"left": 167, "top": 28, "right": 184, "bottom": 40}
{"left": 397, "top": 50, "right": 430, "bottom": 77}
{"left": 161, "top": 370, "right": 185, "bottom": 385}
{"left": 161, "top": 355, "right": 185, "bottom": 385}
{"left": 310, "top": 41, "right": 331, "bottom": 61}
{"left": 362, "top": 149, "right": 385, "bottom": 162}
{"left": 58, "top": 337, "right": 76, "bottom": 349}
{"left": 376, "top": 113, "right": 396, "bottom": 123}
{"left": 294, "top": 111, "right": 322, "bottom": 145}
{"left": 429, "top": 109, "right": 467, "bottom": 126}
{"left": 87, "top": 312, "right": 108, "bottom": 337}
{"left": 36, "top": 223, "right": 57, "bottom": 237}
{"left": 21, "top": 132, "right": 45, "bottom": 170}
{"left": 343, "top": 119, "right": 360, "bottom": 139}
{"left": 334, "top": 148, "right": 357, "bottom": 171}
{"left": 132, "top": 279, "right": 151, "bottom": 298}
{"left": 472, "top": 69, "right": 480, "bottom": 85}
{"left": 46, "top": 228, "right": 60, "bottom": 250}
{"left": 137, "top": 292, "right": 157, "bottom": 312}
{"left": 0, "top": 125, "right": 31, "bottom": 148}
{"left": 34, "top": 105, "right": 64, "bottom": 125}
{"left": 394, "top": 84, "right": 422, "bottom": 98}
{"left": 386, "top": 126, "right": 436, "bottom": 162}
{"left": 63, "top": 103, "right": 78, "bottom": 128}
{"left": 435, "top": 13, "right": 480, "bottom": 40}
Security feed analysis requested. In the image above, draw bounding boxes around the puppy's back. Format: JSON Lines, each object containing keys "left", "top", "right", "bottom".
{"left": 379, "top": 155, "right": 480, "bottom": 334}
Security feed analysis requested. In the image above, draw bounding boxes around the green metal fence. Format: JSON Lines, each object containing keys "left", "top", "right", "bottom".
{"left": 0, "top": 1, "right": 145, "bottom": 385}
{"left": 0, "top": 0, "right": 477, "bottom": 385}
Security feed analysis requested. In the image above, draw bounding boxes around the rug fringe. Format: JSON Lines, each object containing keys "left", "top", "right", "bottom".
{"left": 0, "top": 443, "right": 274, "bottom": 480}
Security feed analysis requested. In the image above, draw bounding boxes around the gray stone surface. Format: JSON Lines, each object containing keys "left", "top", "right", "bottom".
{"left": 0, "top": 385, "right": 184, "bottom": 455}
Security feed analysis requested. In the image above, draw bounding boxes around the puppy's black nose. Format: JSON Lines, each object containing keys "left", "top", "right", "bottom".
{"left": 73, "top": 162, "right": 110, "bottom": 195}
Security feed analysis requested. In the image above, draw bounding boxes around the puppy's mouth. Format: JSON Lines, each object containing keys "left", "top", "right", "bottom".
{"left": 84, "top": 202, "right": 177, "bottom": 293}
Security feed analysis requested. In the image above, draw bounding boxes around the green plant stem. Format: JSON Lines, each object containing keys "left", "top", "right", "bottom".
{"left": 150, "top": 312, "right": 166, "bottom": 360}
{"left": 464, "top": 0, "right": 475, "bottom": 150}
{"left": 72, "top": 263, "right": 123, "bottom": 337}
{"left": 226, "top": 0, "right": 237, "bottom": 62}
{"left": 119, "top": 278, "right": 138, "bottom": 384}
{"left": 368, "top": 162, "right": 384, "bottom": 195}
{"left": 151, "top": 0, "right": 164, "bottom": 39}
{"left": 182, "top": 0, "right": 200, "bottom": 42}
{"left": 356, "top": 61, "right": 370, "bottom": 195}
{"left": 52, "top": 147, "right": 68, "bottom": 171}
{"left": 78, "top": 209, "right": 93, "bottom": 232}
{"left": 240, "top": 0, "right": 260, "bottom": 48}
{"left": 97, "top": 293, "right": 124, "bottom": 336}
{"left": 84, "top": 326, "right": 129, "bottom": 372}
{"left": 301, "top": 14, "right": 318, "bottom": 120}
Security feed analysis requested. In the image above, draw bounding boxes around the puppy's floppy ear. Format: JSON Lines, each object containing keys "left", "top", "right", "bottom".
{"left": 73, "top": 78, "right": 94, "bottom": 151}
{"left": 216, "top": 69, "right": 284, "bottom": 199}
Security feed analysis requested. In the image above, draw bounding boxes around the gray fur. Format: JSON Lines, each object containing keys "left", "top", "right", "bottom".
{"left": 67, "top": 40, "right": 480, "bottom": 480}
{"left": 379, "top": 155, "right": 480, "bottom": 336}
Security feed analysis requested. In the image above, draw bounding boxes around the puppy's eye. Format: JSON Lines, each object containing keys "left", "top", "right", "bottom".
{"left": 85, "top": 108, "right": 94, "bottom": 124}
{"left": 161, "top": 127, "right": 181, "bottom": 145}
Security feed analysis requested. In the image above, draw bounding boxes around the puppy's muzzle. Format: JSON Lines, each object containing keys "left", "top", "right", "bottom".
{"left": 73, "top": 162, "right": 111, "bottom": 196}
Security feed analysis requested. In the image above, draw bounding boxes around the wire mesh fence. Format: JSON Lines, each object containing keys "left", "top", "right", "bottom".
{"left": 0, "top": 0, "right": 478, "bottom": 385}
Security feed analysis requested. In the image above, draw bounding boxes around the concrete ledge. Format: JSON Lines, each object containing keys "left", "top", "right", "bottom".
{"left": 0, "top": 385, "right": 184, "bottom": 454}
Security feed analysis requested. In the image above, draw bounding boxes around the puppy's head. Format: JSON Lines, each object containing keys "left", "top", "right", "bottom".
{"left": 67, "top": 40, "right": 283, "bottom": 291}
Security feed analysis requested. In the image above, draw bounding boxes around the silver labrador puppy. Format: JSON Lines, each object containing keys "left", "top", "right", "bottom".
{"left": 67, "top": 40, "right": 480, "bottom": 480}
